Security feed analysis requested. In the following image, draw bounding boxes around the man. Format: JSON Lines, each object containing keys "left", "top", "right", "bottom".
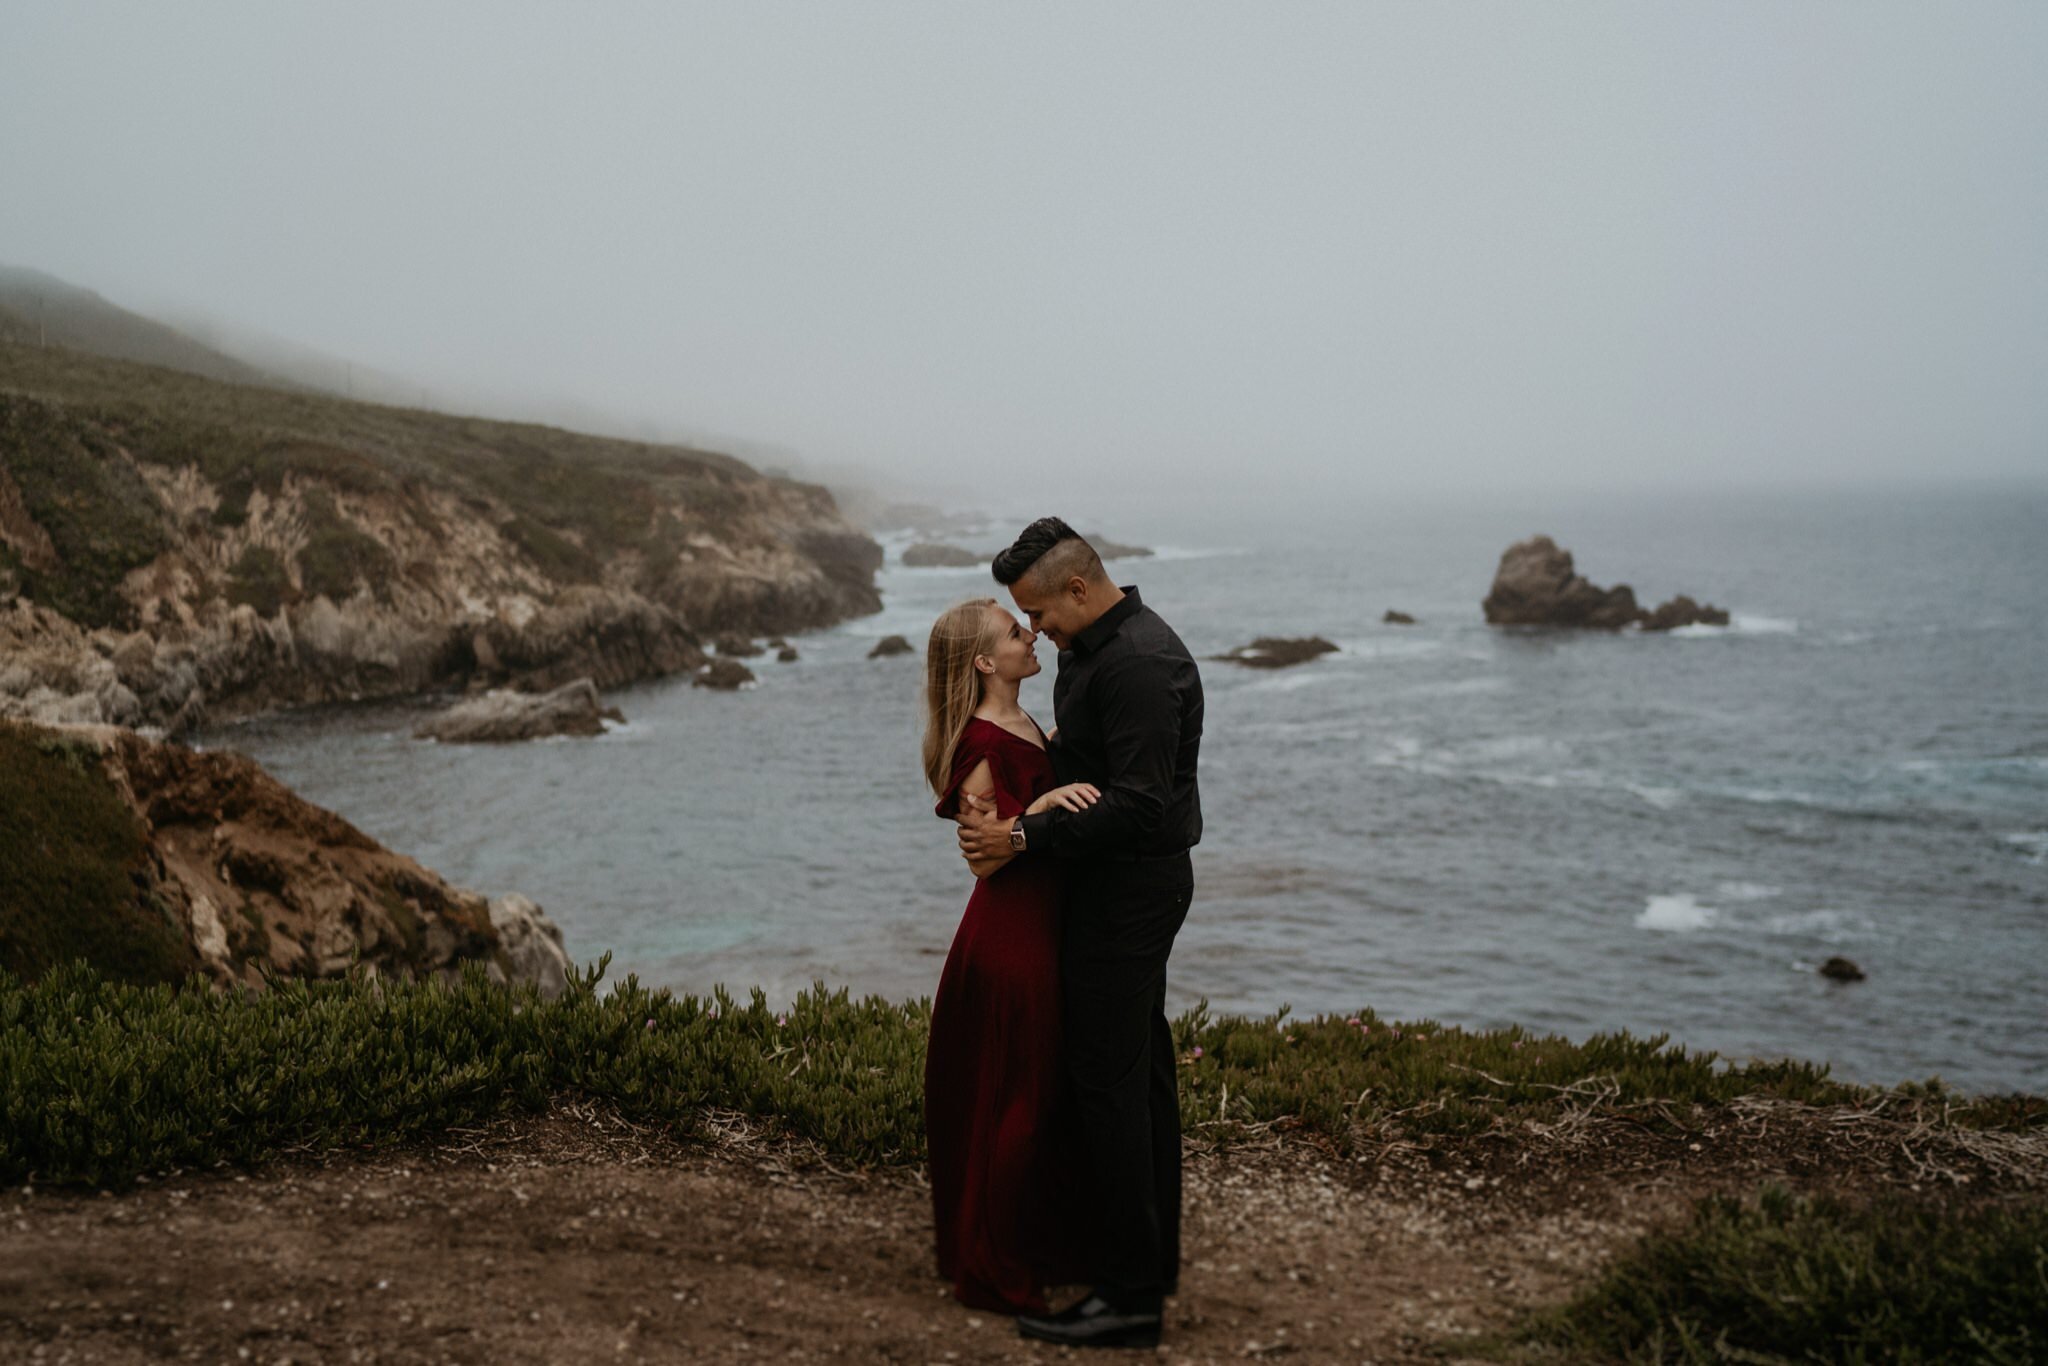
{"left": 956, "top": 517, "right": 1204, "bottom": 1350}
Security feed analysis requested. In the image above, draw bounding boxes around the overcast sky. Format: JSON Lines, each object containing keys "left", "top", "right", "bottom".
{"left": 3, "top": 3, "right": 2044, "bottom": 515}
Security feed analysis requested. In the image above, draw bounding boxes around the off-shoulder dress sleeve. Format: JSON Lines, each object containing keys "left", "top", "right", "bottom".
{"left": 933, "top": 723, "right": 1029, "bottom": 822}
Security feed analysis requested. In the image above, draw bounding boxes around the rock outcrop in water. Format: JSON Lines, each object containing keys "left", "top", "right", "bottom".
{"left": 413, "top": 677, "right": 623, "bottom": 744}
{"left": 868, "top": 635, "right": 914, "bottom": 659}
{"left": 901, "top": 542, "right": 983, "bottom": 568}
{"left": 1085, "top": 532, "right": 1154, "bottom": 561}
{"left": 0, "top": 718, "right": 573, "bottom": 994}
{"left": 0, "top": 345, "right": 883, "bottom": 734}
{"left": 1482, "top": 536, "right": 1728, "bottom": 631}
{"left": 694, "top": 658, "right": 756, "bottom": 690}
{"left": 1214, "top": 637, "right": 1340, "bottom": 668}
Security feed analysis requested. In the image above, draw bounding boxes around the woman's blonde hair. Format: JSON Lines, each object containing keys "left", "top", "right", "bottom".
{"left": 922, "top": 597, "right": 1005, "bottom": 795}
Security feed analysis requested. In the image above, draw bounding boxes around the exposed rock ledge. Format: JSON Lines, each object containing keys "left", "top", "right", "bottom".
{"left": 1482, "top": 536, "right": 1730, "bottom": 631}
{"left": 0, "top": 719, "right": 573, "bottom": 996}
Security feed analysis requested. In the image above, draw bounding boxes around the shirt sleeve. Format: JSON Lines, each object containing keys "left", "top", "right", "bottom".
{"left": 1019, "top": 653, "right": 1182, "bottom": 857}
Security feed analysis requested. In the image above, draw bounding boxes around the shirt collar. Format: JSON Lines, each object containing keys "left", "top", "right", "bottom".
{"left": 1071, "top": 586, "right": 1142, "bottom": 656}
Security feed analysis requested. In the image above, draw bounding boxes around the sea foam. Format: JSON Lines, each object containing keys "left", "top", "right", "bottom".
{"left": 1637, "top": 893, "right": 1716, "bottom": 932}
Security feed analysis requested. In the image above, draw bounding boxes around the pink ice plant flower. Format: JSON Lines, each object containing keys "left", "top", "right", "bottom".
{"left": 1191, "top": 1046, "right": 1204, "bottom": 1059}
{"left": 775, "top": 1014, "right": 788, "bottom": 1028}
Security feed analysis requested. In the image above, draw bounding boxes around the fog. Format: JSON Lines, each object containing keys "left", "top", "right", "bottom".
{"left": 3, "top": 3, "right": 2044, "bottom": 522}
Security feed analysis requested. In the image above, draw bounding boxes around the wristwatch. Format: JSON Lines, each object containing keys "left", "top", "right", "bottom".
{"left": 1007, "top": 818, "right": 1027, "bottom": 853}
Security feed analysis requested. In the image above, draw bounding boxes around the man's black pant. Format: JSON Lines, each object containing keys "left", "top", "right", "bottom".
{"left": 1060, "top": 854, "right": 1194, "bottom": 1313}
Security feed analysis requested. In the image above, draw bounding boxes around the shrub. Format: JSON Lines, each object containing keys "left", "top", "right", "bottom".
{"left": 296, "top": 486, "right": 393, "bottom": 603}
{"left": 0, "top": 393, "right": 170, "bottom": 628}
{"left": 1508, "top": 1184, "right": 2048, "bottom": 1363}
{"left": 225, "top": 543, "right": 295, "bottom": 616}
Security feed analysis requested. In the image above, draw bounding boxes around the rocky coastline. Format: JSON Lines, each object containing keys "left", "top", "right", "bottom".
{"left": 0, "top": 343, "right": 884, "bottom": 737}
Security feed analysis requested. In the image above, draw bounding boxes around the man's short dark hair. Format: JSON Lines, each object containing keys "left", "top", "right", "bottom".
{"left": 991, "top": 517, "right": 1105, "bottom": 590}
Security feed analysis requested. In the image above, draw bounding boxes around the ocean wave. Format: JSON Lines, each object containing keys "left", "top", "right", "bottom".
{"left": 1328, "top": 636, "right": 1454, "bottom": 661}
{"left": 1668, "top": 613, "right": 1799, "bottom": 639}
{"left": 1144, "top": 544, "right": 1249, "bottom": 562}
{"left": 1638, "top": 890, "right": 1868, "bottom": 942}
{"left": 2004, "top": 832, "right": 2048, "bottom": 865}
{"left": 1638, "top": 894, "right": 1716, "bottom": 932}
{"left": 1761, "top": 907, "right": 1873, "bottom": 942}
{"left": 1366, "top": 737, "right": 1686, "bottom": 810}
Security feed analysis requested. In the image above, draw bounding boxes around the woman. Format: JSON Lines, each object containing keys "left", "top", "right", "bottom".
{"left": 921, "top": 597, "right": 1099, "bottom": 1313}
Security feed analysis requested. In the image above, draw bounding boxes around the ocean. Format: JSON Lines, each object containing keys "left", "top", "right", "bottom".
{"left": 204, "top": 482, "right": 2048, "bottom": 1094}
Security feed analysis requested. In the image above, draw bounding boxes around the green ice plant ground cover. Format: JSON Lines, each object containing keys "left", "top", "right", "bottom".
{"left": 1491, "top": 1185, "right": 2048, "bottom": 1365}
{"left": 5, "top": 958, "right": 2042, "bottom": 1362}
{"left": 4, "top": 954, "right": 2038, "bottom": 1189}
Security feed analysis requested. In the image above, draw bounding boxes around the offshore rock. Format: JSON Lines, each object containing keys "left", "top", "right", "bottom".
{"left": 1481, "top": 537, "right": 1729, "bottom": 632}
{"left": 1383, "top": 610, "right": 1416, "bottom": 625}
{"left": 1, "top": 719, "right": 568, "bottom": 994}
{"left": 1482, "top": 536, "right": 1643, "bottom": 629}
{"left": 868, "top": 635, "right": 915, "bottom": 659}
{"left": 1214, "top": 637, "right": 1340, "bottom": 669}
{"left": 1084, "top": 532, "right": 1154, "bottom": 561}
{"left": 714, "top": 632, "right": 765, "bottom": 657}
{"left": 901, "top": 542, "right": 983, "bottom": 568}
{"left": 1820, "top": 956, "right": 1867, "bottom": 983}
{"left": 413, "top": 678, "right": 623, "bottom": 744}
{"left": 1640, "top": 594, "right": 1732, "bottom": 632}
{"left": 694, "top": 658, "right": 756, "bottom": 690}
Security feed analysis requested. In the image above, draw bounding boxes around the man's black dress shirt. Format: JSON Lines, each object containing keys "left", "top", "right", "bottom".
{"left": 1018, "top": 587, "right": 1203, "bottom": 861}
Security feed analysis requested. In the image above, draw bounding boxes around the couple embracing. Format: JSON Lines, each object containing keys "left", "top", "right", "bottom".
{"left": 920, "top": 517, "right": 1204, "bottom": 1350}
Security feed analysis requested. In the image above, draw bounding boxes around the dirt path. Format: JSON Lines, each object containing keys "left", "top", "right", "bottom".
{"left": 4, "top": 1101, "right": 2040, "bottom": 1365}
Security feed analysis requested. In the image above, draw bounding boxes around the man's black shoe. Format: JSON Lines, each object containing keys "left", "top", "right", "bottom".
{"left": 1016, "top": 1295, "right": 1162, "bottom": 1349}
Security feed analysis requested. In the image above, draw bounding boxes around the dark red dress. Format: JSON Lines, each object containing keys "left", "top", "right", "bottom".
{"left": 925, "top": 718, "right": 1088, "bottom": 1313}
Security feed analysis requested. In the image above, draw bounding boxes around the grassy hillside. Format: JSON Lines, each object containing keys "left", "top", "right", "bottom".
{"left": 0, "top": 265, "right": 284, "bottom": 389}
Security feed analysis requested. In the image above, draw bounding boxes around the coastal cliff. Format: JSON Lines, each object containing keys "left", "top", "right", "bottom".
{"left": 0, "top": 342, "right": 881, "bottom": 733}
{"left": 0, "top": 717, "right": 570, "bottom": 994}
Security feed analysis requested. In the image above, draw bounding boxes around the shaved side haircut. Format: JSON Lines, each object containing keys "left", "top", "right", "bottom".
{"left": 991, "top": 517, "right": 1109, "bottom": 592}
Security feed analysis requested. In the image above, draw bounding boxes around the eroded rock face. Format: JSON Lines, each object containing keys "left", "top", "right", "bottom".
{"left": 1481, "top": 536, "right": 1728, "bottom": 632}
{"left": 901, "top": 543, "right": 983, "bottom": 568}
{"left": 413, "top": 678, "right": 623, "bottom": 744}
{"left": 1214, "top": 637, "right": 1339, "bottom": 668}
{"left": 17, "top": 722, "right": 570, "bottom": 994}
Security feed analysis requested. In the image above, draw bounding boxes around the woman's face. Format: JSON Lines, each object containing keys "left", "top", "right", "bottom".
{"left": 979, "top": 606, "right": 1041, "bottom": 685}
